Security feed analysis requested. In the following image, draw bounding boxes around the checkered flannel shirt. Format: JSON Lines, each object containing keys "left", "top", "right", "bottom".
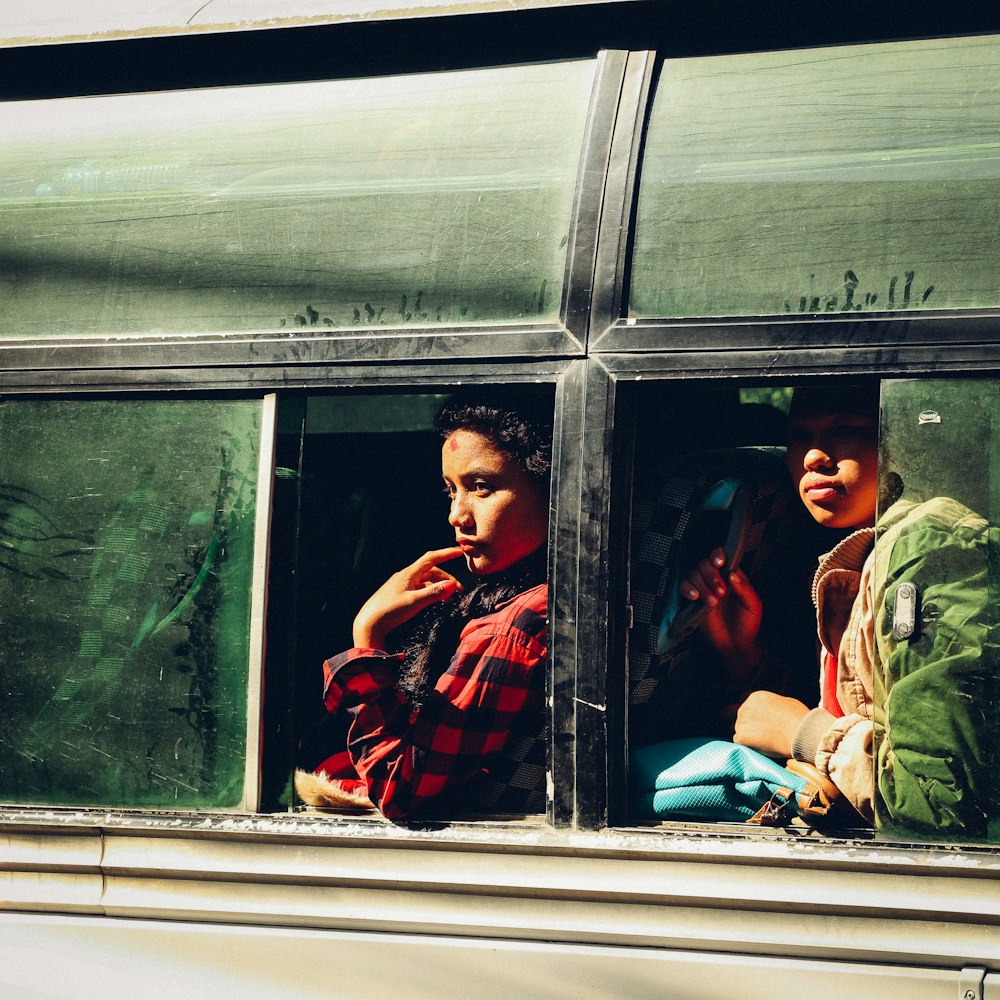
{"left": 323, "top": 582, "right": 548, "bottom": 821}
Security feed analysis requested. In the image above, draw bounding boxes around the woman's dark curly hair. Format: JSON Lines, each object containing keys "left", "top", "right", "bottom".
{"left": 433, "top": 386, "right": 553, "bottom": 490}
{"left": 397, "top": 387, "right": 553, "bottom": 705}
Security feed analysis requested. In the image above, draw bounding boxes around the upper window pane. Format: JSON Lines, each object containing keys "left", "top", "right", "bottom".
{"left": 630, "top": 36, "right": 1000, "bottom": 318}
{"left": 1, "top": 60, "right": 596, "bottom": 339}
{"left": 0, "top": 399, "right": 262, "bottom": 808}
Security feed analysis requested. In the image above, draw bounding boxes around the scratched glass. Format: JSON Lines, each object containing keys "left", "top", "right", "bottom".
{"left": 0, "top": 400, "right": 261, "bottom": 808}
{"left": 630, "top": 36, "right": 1000, "bottom": 318}
{"left": 0, "top": 60, "right": 595, "bottom": 338}
{"left": 873, "top": 380, "right": 1000, "bottom": 845}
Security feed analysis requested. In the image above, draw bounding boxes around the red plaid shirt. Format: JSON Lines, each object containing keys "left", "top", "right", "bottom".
{"left": 321, "top": 582, "right": 548, "bottom": 821}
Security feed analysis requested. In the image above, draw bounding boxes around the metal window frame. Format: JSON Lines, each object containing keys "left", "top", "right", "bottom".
{"left": 568, "top": 341, "right": 1000, "bottom": 832}
{"left": 244, "top": 392, "right": 278, "bottom": 811}
{"left": 0, "top": 49, "right": 630, "bottom": 379}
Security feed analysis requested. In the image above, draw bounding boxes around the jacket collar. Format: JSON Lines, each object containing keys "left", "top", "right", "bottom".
{"left": 811, "top": 527, "right": 875, "bottom": 608}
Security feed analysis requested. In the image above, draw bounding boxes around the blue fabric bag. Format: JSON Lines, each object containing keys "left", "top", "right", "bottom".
{"left": 630, "top": 737, "right": 813, "bottom": 822}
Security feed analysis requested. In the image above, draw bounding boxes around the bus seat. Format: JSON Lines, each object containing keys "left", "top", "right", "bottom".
{"left": 628, "top": 447, "right": 795, "bottom": 745}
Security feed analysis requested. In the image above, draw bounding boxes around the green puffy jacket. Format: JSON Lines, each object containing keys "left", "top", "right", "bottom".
{"left": 873, "top": 496, "right": 998, "bottom": 840}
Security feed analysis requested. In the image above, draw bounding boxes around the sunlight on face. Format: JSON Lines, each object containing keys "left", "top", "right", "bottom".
{"left": 441, "top": 429, "right": 548, "bottom": 575}
{"left": 786, "top": 412, "right": 879, "bottom": 529}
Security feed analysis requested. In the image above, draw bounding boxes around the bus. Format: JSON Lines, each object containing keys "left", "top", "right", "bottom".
{"left": 1, "top": 2, "right": 999, "bottom": 996}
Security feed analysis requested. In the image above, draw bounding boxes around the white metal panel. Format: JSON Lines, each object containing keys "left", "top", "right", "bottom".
{"left": 0, "top": 829, "right": 103, "bottom": 914}
{"left": 4, "top": 819, "right": 1000, "bottom": 977}
{"left": 2, "top": 0, "right": 199, "bottom": 41}
{"left": 0, "top": 912, "right": 965, "bottom": 1000}
{"left": 0, "top": 0, "right": 629, "bottom": 47}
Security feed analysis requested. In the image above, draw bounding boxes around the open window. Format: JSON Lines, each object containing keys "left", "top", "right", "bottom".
{"left": 264, "top": 389, "right": 556, "bottom": 821}
{"left": 621, "top": 378, "right": 999, "bottom": 846}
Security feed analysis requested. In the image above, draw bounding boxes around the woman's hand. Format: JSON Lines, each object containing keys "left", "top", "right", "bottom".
{"left": 733, "top": 691, "right": 809, "bottom": 759}
{"left": 680, "top": 547, "right": 764, "bottom": 678}
{"left": 352, "top": 546, "right": 465, "bottom": 650}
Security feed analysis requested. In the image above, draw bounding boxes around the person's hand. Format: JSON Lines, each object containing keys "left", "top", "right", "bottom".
{"left": 352, "top": 546, "right": 465, "bottom": 650}
{"left": 733, "top": 690, "right": 810, "bottom": 759}
{"left": 680, "top": 547, "right": 763, "bottom": 677}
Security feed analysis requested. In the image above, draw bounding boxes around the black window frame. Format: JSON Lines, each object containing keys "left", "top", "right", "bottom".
{"left": 0, "top": 48, "right": 628, "bottom": 378}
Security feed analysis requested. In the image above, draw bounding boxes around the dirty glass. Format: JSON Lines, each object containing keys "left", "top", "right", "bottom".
{"left": 874, "top": 380, "right": 999, "bottom": 843}
{"left": 0, "top": 399, "right": 261, "bottom": 808}
{"left": 0, "top": 60, "right": 596, "bottom": 339}
{"left": 630, "top": 35, "right": 1000, "bottom": 318}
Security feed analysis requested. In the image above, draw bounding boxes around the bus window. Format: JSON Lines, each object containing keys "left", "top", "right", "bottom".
{"left": 625, "top": 379, "right": 1000, "bottom": 845}
{"left": 626, "top": 383, "right": 829, "bottom": 823}
{"left": 0, "top": 398, "right": 264, "bottom": 809}
{"left": 874, "top": 379, "right": 999, "bottom": 843}
{"left": 0, "top": 59, "right": 595, "bottom": 340}
{"left": 265, "top": 389, "right": 553, "bottom": 822}
{"left": 629, "top": 34, "right": 1000, "bottom": 319}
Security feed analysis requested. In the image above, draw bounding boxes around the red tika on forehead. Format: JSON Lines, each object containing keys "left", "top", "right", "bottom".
{"left": 448, "top": 435, "right": 459, "bottom": 451}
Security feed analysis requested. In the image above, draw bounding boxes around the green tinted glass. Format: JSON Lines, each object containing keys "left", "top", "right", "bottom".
{"left": 0, "top": 400, "right": 261, "bottom": 808}
{"left": 1, "top": 60, "right": 595, "bottom": 339}
{"left": 874, "top": 380, "right": 1000, "bottom": 843}
{"left": 631, "top": 36, "right": 1000, "bottom": 318}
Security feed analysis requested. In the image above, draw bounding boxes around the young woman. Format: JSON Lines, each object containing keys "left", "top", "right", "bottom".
{"left": 296, "top": 389, "right": 552, "bottom": 822}
{"left": 679, "top": 385, "right": 881, "bottom": 820}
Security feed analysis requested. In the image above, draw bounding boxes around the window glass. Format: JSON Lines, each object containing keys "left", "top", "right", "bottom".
{"left": 874, "top": 379, "right": 999, "bottom": 843}
{"left": 630, "top": 35, "right": 1000, "bottom": 318}
{"left": 0, "top": 399, "right": 261, "bottom": 808}
{"left": 1, "top": 60, "right": 596, "bottom": 339}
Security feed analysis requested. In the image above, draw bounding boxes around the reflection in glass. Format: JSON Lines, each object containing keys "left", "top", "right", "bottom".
{"left": 631, "top": 35, "right": 1000, "bottom": 318}
{"left": 0, "top": 400, "right": 261, "bottom": 808}
{"left": 874, "top": 380, "right": 999, "bottom": 843}
{"left": 1, "top": 60, "right": 595, "bottom": 338}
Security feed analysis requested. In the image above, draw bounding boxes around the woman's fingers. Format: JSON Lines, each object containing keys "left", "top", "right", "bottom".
{"left": 681, "top": 569, "right": 716, "bottom": 607}
{"left": 352, "top": 547, "right": 465, "bottom": 648}
{"left": 406, "top": 548, "right": 465, "bottom": 595}
{"left": 411, "top": 546, "right": 465, "bottom": 571}
{"left": 680, "top": 547, "right": 729, "bottom": 605}
{"left": 727, "top": 568, "right": 762, "bottom": 615}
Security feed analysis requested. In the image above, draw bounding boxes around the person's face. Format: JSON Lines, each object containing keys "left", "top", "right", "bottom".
{"left": 442, "top": 429, "right": 548, "bottom": 576}
{"left": 786, "top": 410, "right": 879, "bottom": 530}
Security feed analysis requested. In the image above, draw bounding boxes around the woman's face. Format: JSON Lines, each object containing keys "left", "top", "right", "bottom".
{"left": 441, "top": 429, "right": 548, "bottom": 576}
{"left": 786, "top": 410, "right": 879, "bottom": 529}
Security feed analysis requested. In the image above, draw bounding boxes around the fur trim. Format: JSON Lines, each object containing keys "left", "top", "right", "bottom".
{"left": 294, "top": 768, "right": 375, "bottom": 812}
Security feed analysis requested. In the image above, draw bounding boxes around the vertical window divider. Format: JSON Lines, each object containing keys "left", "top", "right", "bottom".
{"left": 560, "top": 48, "right": 627, "bottom": 345}
{"left": 244, "top": 392, "right": 278, "bottom": 812}
{"left": 588, "top": 48, "right": 655, "bottom": 348}
{"left": 548, "top": 358, "right": 616, "bottom": 829}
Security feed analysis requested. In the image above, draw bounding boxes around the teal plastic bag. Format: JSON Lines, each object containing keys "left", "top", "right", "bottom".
{"left": 631, "top": 737, "right": 811, "bottom": 821}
